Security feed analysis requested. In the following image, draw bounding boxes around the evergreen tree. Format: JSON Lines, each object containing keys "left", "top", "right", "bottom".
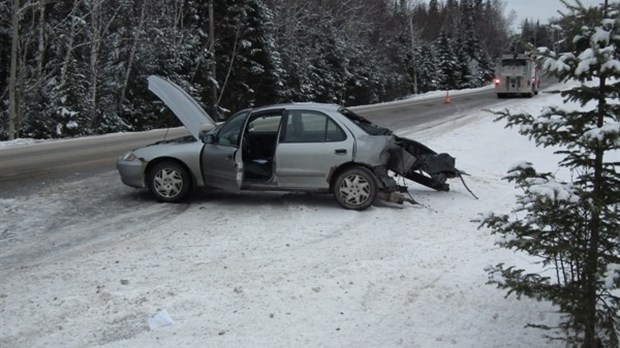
{"left": 480, "top": 0, "right": 511, "bottom": 58}
{"left": 409, "top": 43, "right": 439, "bottom": 93}
{"left": 214, "top": 0, "right": 285, "bottom": 111}
{"left": 21, "top": 0, "right": 93, "bottom": 139}
{"left": 479, "top": 1, "right": 620, "bottom": 346}
{"left": 0, "top": 0, "right": 516, "bottom": 140}
{"left": 521, "top": 18, "right": 534, "bottom": 45}
{"left": 455, "top": 34, "right": 473, "bottom": 88}
{"left": 343, "top": 43, "right": 385, "bottom": 105}
{"left": 457, "top": 0, "right": 493, "bottom": 88}
{"left": 520, "top": 19, "right": 554, "bottom": 49}
{"left": 424, "top": 0, "right": 441, "bottom": 41}
{"left": 124, "top": 0, "right": 213, "bottom": 130}
{"left": 435, "top": 30, "right": 458, "bottom": 89}
{"left": 275, "top": 11, "right": 346, "bottom": 103}
{"left": 476, "top": 49, "right": 495, "bottom": 84}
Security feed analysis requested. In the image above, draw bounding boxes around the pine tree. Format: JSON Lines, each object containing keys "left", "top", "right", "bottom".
{"left": 479, "top": 1, "right": 619, "bottom": 346}
{"left": 122, "top": 0, "right": 212, "bottom": 130}
{"left": 425, "top": 0, "right": 441, "bottom": 41}
{"left": 455, "top": 34, "right": 473, "bottom": 88}
{"left": 456, "top": 0, "right": 492, "bottom": 88}
{"left": 213, "top": 0, "right": 285, "bottom": 111}
{"left": 0, "top": 0, "right": 517, "bottom": 139}
{"left": 413, "top": 43, "right": 439, "bottom": 93}
{"left": 476, "top": 49, "right": 495, "bottom": 85}
{"left": 435, "top": 30, "right": 458, "bottom": 89}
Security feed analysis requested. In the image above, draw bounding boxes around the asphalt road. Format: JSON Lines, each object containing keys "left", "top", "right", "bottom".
{"left": 355, "top": 86, "right": 499, "bottom": 131}
{"left": 0, "top": 86, "right": 506, "bottom": 197}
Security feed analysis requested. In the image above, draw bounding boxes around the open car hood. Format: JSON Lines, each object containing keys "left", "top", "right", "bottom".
{"left": 148, "top": 75, "right": 216, "bottom": 140}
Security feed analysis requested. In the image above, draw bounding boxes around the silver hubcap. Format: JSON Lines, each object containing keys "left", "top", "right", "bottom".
{"left": 338, "top": 174, "right": 371, "bottom": 206}
{"left": 154, "top": 168, "right": 183, "bottom": 198}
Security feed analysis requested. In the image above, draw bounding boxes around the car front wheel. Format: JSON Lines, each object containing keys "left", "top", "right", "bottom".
{"left": 333, "top": 166, "right": 377, "bottom": 210}
{"left": 147, "top": 161, "right": 191, "bottom": 202}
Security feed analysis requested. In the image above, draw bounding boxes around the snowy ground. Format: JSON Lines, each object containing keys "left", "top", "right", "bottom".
{"left": 1, "top": 86, "right": 591, "bottom": 347}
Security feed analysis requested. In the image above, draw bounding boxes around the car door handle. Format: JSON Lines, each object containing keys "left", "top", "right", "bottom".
{"left": 334, "top": 149, "right": 347, "bottom": 155}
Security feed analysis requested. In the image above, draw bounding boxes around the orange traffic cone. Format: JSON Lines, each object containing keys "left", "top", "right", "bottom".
{"left": 444, "top": 91, "right": 452, "bottom": 104}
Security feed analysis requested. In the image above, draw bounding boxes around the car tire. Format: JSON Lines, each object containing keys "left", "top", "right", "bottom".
{"left": 333, "top": 166, "right": 378, "bottom": 210}
{"left": 147, "top": 161, "right": 191, "bottom": 203}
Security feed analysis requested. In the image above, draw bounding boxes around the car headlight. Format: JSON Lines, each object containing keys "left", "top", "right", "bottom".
{"left": 120, "top": 152, "right": 138, "bottom": 161}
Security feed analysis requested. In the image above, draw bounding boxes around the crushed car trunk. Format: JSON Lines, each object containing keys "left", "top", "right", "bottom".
{"left": 338, "top": 107, "right": 460, "bottom": 195}
{"left": 385, "top": 135, "right": 459, "bottom": 192}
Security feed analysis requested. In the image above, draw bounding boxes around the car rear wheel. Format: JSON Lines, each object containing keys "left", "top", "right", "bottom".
{"left": 333, "top": 166, "right": 377, "bottom": 210}
{"left": 147, "top": 161, "right": 191, "bottom": 202}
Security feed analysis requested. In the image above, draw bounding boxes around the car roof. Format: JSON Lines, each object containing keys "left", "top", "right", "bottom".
{"left": 251, "top": 102, "right": 341, "bottom": 113}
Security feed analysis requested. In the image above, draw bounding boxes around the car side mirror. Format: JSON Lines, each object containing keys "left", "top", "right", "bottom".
{"left": 201, "top": 133, "right": 215, "bottom": 144}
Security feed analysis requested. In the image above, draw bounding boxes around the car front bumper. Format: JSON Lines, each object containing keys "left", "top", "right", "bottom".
{"left": 116, "top": 159, "right": 146, "bottom": 188}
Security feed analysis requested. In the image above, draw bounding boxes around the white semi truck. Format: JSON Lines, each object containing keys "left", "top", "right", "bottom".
{"left": 494, "top": 53, "right": 540, "bottom": 98}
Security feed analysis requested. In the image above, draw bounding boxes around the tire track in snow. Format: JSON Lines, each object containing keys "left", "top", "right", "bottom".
{"left": 0, "top": 171, "right": 190, "bottom": 271}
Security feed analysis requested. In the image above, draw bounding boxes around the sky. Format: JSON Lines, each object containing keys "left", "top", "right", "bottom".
{"left": 0, "top": 81, "right": 604, "bottom": 347}
{"left": 505, "top": 0, "right": 605, "bottom": 26}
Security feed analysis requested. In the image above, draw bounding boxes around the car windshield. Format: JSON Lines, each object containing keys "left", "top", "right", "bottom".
{"left": 205, "top": 109, "right": 250, "bottom": 136}
{"left": 338, "top": 107, "right": 392, "bottom": 136}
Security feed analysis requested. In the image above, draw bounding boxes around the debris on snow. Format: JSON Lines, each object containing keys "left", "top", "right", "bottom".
{"left": 148, "top": 309, "right": 174, "bottom": 330}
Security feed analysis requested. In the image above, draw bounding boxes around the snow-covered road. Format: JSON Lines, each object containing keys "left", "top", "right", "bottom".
{"left": 1, "top": 87, "right": 581, "bottom": 347}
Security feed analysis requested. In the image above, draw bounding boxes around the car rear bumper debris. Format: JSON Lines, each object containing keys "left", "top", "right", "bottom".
{"left": 371, "top": 135, "right": 459, "bottom": 203}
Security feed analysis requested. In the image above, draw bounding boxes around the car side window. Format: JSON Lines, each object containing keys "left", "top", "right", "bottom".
{"left": 216, "top": 112, "right": 248, "bottom": 146}
{"left": 283, "top": 111, "right": 346, "bottom": 143}
{"left": 247, "top": 114, "right": 282, "bottom": 133}
{"left": 325, "top": 117, "right": 346, "bottom": 142}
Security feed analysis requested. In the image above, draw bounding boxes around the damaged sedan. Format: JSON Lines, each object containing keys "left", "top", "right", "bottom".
{"left": 116, "top": 75, "right": 460, "bottom": 210}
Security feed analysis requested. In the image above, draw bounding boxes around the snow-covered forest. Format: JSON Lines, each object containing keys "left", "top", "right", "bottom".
{"left": 1, "top": 0, "right": 515, "bottom": 140}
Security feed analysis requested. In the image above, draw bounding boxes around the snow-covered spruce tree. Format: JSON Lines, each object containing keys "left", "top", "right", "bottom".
{"left": 479, "top": 1, "right": 619, "bottom": 347}
{"left": 435, "top": 30, "right": 459, "bottom": 90}
{"left": 415, "top": 43, "right": 440, "bottom": 93}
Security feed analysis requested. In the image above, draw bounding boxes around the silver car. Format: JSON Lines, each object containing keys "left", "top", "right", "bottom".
{"left": 117, "top": 76, "right": 459, "bottom": 210}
